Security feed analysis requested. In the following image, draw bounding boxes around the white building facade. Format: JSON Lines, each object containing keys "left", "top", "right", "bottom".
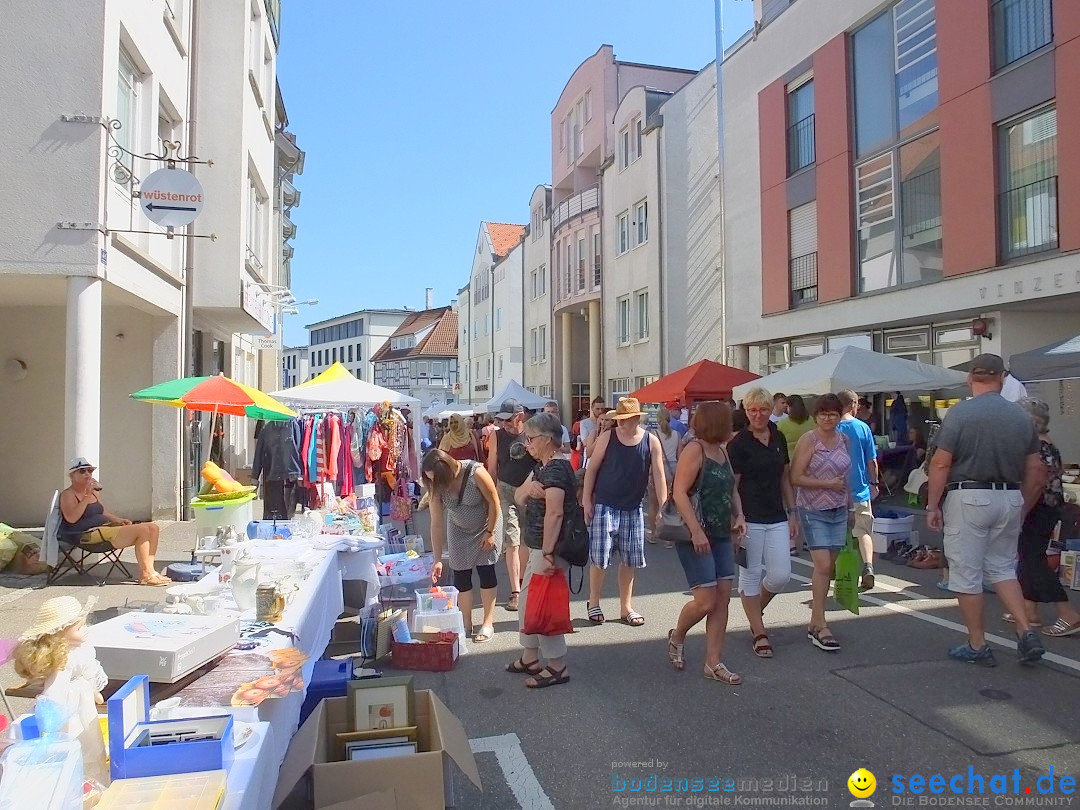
{"left": 371, "top": 307, "right": 460, "bottom": 410}
{"left": 523, "top": 186, "right": 554, "bottom": 399}
{"left": 281, "top": 346, "right": 310, "bottom": 388}
{"left": 305, "top": 309, "right": 410, "bottom": 382}
{"left": 0, "top": 0, "right": 297, "bottom": 524}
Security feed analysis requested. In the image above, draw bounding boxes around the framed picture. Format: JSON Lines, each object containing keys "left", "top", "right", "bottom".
{"left": 335, "top": 725, "right": 418, "bottom": 761}
{"left": 346, "top": 675, "right": 414, "bottom": 732}
{"left": 345, "top": 740, "right": 418, "bottom": 761}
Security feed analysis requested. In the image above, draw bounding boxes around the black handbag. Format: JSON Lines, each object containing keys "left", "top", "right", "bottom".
{"left": 555, "top": 500, "right": 589, "bottom": 567}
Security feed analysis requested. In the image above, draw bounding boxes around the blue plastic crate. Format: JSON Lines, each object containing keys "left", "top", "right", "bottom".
{"left": 299, "top": 659, "right": 354, "bottom": 725}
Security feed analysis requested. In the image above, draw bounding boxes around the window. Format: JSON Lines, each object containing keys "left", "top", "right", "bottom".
{"left": 157, "top": 104, "right": 178, "bottom": 154}
{"left": 856, "top": 130, "right": 942, "bottom": 291}
{"left": 539, "top": 264, "right": 547, "bottom": 296}
{"left": 114, "top": 48, "right": 140, "bottom": 183}
{"left": 633, "top": 200, "right": 648, "bottom": 246}
{"left": 565, "top": 243, "right": 573, "bottom": 295}
{"left": 617, "top": 212, "right": 630, "bottom": 255}
{"left": 591, "top": 229, "right": 601, "bottom": 287}
{"left": 356, "top": 344, "right": 362, "bottom": 361}
{"left": 619, "top": 127, "right": 630, "bottom": 170}
{"left": 786, "top": 78, "right": 815, "bottom": 174}
{"left": 999, "top": 106, "right": 1058, "bottom": 260}
{"left": 574, "top": 98, "right": 585, "bottom": 159}
{"left": 496, "top": 307, "right": 502, "bottom": 331}
{"left": 347, "top": 345, "right": 353, "bottom": 363}
{"left": 635, "top": 117, "right": 644, "bottom": 161}
{"left": 246, "top": 176, "right": 267, "bottom": 270}
{"left": 530, "top": 328, "right": 538, "bottom": 363}
{"left": 417, "top": 361, "right": 429, "bottom": 377}
{"left": 584, "top": 90, "right": 592, "bottom": 122}
{"left": 635, "top": 290, "right": 649, "bottom": 340}
{"left": 530, "top": 269, "right": 538, "bottom": 300}
{"left": 992, "top": 0, "right": 1052, "bottom": 70}
{"left": 538, "top": 324, "right": 547, "bottom": 361}
{"left": 531, "top": 205, "right": 544, "bottom": 239}
{"left": 486, "top": 358, "right": 491, "bottom": 379}
{"left": 262, "top": 39, "right": 274, "bottom": 110}
{"left": 789, "top": 201, "right": 818, "bottom": 306}
{"left": 498, "top": 355, "right": 504, "bottom": 377}
{"left": 248, "top": 5, "right": 262, "bottom": 84}
{"left": 617, "top": 296, "right": 631, "bottom": 345}
{"left": 576, "top": 236, "right": 586, "bottom": 291}
{"left": 432, "top": 361, "right": 444, "bottom": 377}
{"left": 554, "top": 247, "right": 562, "bottom": 301}
{"left": 853, "top": 0, "right": 938, "bottom": 157}
{"left": 484, "top": 314, "right": 490, "bottom": 335}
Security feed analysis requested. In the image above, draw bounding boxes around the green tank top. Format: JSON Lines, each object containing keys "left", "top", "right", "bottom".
{"left": 698, "top": 453, "right": 734, "bottom": 540}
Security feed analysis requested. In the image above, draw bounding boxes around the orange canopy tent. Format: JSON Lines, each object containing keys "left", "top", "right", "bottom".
{"left": 630, "top": 360, "right": 760, "bottom": 404}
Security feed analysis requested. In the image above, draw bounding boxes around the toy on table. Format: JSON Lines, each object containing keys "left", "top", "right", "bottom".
{"left": 416, "top": 586, "right": 459, "bottom": 612}
{"left": 13, "top": 596, "right": 108, "bottom": 784}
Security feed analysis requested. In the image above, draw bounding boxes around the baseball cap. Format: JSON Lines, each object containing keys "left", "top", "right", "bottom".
{"left": 970, "top": 353, "right": 1006, "bottom": 376}
{"left": 495, "top": 399, "right": 524, "bottom": 420}
{"left": 68, "top": 457, "right": 96, "bottom": 473}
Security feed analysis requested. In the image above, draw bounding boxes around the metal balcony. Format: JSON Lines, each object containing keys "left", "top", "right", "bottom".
{"left": 551, "top": 185, "right": 599, "bottom": 233}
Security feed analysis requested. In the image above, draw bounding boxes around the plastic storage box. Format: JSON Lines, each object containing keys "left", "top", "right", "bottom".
{"left": 98, "top": 770, "right": 227, "bottom": 810}
{"left": 299, "top": 659, "right": 354, "bottom": 725}
{"left": 873, "top": 513, "right": 915, "bottom": 534}
{"left": 416, "top": 586, "right": 459, "bottom": 612}
{"left": 191, "top": 492, "right": 256, "bottom": 541}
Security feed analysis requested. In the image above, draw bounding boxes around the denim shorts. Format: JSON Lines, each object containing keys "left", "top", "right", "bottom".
{"left": 798, "top": 507, "right": 849, "bottom": 551}
{"left": 675, "top": 537, "right": 735, "bottom": 589}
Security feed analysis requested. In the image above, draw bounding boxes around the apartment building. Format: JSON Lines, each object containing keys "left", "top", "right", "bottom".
{"left": 550, "top": 45, "right": 696, "bottom": 416}
{"left": 371, "top": 306, "right": 459, "bottom": 410}
{"left": 0, "top": 0, "right": 297, "bottom": 524}
{"left": 305, "top": 309, "right": 411, "bottom": 383}
{"left": 457, "top": 221, "right": 526, "bottom": 404}
{"left": 281, "top": 346, "right": 310, "bottom": 388}
{"left": 723, "top": 0, "right": 1080, "bottom": 409}
{"left": 523, "top": 186, "right": 553, "bottom": 400}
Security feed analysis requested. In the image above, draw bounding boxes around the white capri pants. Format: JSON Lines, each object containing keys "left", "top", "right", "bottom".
{"left": 738, "top": 521, "right": 792, "bottom": 597}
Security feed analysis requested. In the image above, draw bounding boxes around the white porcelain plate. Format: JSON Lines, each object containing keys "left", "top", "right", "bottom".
{"left": 233, "top": 721, "right": 255, "bottom": 750}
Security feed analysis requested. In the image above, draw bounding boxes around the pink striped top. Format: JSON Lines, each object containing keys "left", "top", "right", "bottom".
{"left": 795, "top": 431, "right": 850, "bottom": 510}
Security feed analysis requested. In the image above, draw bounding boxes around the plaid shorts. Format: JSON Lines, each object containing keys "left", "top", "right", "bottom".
{"left": 589, "top": 503, "right": 647, "bottom": 569}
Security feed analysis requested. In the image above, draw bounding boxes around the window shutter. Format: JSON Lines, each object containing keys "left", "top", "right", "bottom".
{"left": 789, "top": 201, "right": 817, "bottom": 258}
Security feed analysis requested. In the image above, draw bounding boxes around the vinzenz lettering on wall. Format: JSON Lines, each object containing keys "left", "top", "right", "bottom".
{"left": 979, "top": 270, "right": 1080, "bottom": 301}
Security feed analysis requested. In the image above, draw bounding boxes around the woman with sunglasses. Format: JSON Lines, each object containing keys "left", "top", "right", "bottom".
{"left": 507, "top": 413, "right": 577, "bottom": 688}
{"left": 790, "top": 393, "right": 851, "bottom": 652}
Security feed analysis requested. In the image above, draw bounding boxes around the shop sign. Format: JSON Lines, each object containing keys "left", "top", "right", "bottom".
{"left": 979, "top": 269, "right": 1080, "bottom": 302}
{"left": 253, "top": 335, "right": 278, "bottom": 351}
{"left": 140, "top": 168, "right": 204, "bottom": 227}
{"left": 242, "top": 282, "right": 275, "bottom": 334}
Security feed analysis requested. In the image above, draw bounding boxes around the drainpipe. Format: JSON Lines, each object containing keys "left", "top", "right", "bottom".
{"left": 181, "top": 0, "right": 201, "bottom": 518}
{"left": 654, "top": 118, "right": 666, "bottom": 376}
{"left": 714, "top": 1, "right": 728, "bottom": 365}
{"left": 520, "top": 240, "right": 525, "bottom": 392}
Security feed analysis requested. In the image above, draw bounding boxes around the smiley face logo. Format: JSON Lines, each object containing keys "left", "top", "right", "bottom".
{"left": 848, "top": 768, "right": 876, "bottom": 798}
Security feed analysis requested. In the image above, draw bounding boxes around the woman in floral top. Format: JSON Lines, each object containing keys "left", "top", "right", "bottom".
{"left": 1011, "top": 398, "right": 1080, "bottom": 637}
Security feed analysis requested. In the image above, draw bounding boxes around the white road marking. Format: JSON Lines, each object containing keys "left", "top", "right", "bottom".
{"left": 0, "top": 586, "right": 39, "bottom": 608}
{"left": 470, "top": 733, "right": 555, "bottom": 810}
{"left": 787, "top": 557, "right": 1080, "bottom": 673}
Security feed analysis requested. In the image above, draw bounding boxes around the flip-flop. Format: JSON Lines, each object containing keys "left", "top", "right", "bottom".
{"left": 139, "top": 574, "right": 171, "bottom": 587}
{"left": 587, "top": 603, "right": 605, "bottom": 624}
{"left": 621, "top": 611, "right": 645, "bottom": 627}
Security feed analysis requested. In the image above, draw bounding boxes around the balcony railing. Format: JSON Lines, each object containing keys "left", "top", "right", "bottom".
{"left": 992, "top": 0, "right": 1052, "bottom": 71}
{"left": 552, "top": 185, "right": 599, "bottom": 233}
{"left": 790, "top": 252, "right": 818, "bottom": 308}
{"left": 999, "top": 175, "right": 1058, "bottom": 261}
{"left": 592, "top": 260, "right": 601, "bottom": 288}
{"left": 786, "top": 114, "right": 815, "bottom": 176}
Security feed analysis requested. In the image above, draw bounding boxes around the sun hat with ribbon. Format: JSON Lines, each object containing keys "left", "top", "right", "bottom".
{"left": 610, "top": 397, "right": 644, "bottom": 421}
{"left": 19, "top": 595, "right": 96, "bottom": 642}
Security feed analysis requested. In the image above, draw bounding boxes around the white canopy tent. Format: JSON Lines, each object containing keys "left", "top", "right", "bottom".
{"left": 271, "top": 362, "right": 422, "bottom": 460}
{"left": 732, "top": 346, "right": 967, "bottom": 400}
{"left": 479, "top": 380, "right": 549, "bottom": 413}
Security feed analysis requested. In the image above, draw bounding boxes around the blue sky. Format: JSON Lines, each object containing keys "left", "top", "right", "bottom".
{"left": 277, "top": 1, "right": 753, "bottom": 346}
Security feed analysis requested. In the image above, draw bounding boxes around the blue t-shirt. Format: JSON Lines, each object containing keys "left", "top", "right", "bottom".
{"left": 670, "top": 420, "right": 688, "bottom": 437}
{"left": 836, "top": 416, "right": 877, "bottom": 503}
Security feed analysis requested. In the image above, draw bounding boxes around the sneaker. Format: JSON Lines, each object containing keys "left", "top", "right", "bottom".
{"left": 859, "top": 564, "right": 875, "bottom": 592}
{"left": 948, "top": 643, "right": 997, "bottom": 667}
{"left": 1016, "top": 630, "right": 1045, "bottom": 664}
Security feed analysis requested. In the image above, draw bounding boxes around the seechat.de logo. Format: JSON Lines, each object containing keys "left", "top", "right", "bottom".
{"left": 848, "top": 768, "right": 877, "bottom": 807}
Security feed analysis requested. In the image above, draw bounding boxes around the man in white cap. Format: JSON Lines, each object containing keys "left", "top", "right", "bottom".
{"left": 486, "top": 399, "right": 536, "bottom": 610}
{"left": 582, "top": 397, "right": 667, "bottom": 626}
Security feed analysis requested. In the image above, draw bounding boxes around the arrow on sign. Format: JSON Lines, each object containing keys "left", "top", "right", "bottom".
{"left": 145, "top": 203, "right": 197, "bottom": 212}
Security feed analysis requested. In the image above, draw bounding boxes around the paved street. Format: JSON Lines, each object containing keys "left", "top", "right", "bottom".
{"left": 3, "top": 511, "right": 1078, "bottom": 809}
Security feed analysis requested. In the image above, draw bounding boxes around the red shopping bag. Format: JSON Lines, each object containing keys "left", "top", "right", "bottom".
{"left": 522, "top": 569, "right": 574, "bottom": 636}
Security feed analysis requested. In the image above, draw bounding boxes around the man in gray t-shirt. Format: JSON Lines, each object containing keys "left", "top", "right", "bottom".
{"left": 927, "top": 354, "right": 1045, "bottom": 667}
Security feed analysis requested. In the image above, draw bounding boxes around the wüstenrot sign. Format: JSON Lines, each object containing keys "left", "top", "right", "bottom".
{"left": 140, "top": 168, "right": 205, "bottom": 227}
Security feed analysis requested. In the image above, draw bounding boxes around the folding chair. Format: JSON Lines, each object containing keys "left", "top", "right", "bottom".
{"left": 44, "top": 491, "right": 132, "bottom": 586}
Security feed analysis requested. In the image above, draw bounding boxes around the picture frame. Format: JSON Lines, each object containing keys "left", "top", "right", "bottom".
{"left": 335, "top": 725, "right": 418, "bottom": 761}
{"left": 346, "top": 675, "right": 414, "bottom": 732}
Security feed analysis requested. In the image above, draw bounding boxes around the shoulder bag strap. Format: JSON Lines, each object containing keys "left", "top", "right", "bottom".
{"left": 456, "top": 462, "right": 473, "bottom": 507}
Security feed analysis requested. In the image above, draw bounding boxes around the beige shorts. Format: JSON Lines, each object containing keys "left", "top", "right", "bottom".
{"left": 496, "top": 481, "right": 521, "bottom": 549}
{"left": 850, "top": 500, "right": 874, "bottom": 540}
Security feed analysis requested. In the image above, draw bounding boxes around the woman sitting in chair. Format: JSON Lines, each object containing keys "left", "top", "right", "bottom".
{"left": 59, "top": 458, "right": 169, "bottom": 586}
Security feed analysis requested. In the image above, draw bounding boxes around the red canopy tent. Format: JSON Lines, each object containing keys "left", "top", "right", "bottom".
{"left": 630, "top": 360, "right": 760, "bottom": 404}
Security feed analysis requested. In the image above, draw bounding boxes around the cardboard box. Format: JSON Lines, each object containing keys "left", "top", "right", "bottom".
{"left": 108, "top": 675, "right": 233, "bottom": 781}
{"left": 1060, "top": 550, "right": 1080, "bottom": 591}
{"left": 274, "top": 689, "right": 480, "bottom": 810}
{"left": 90, "top": 612, "right": 239, "bottom": 683}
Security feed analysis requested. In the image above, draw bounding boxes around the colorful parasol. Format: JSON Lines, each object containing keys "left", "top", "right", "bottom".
{"left": 130, "top": 373, "right": 296, "bottom": 421}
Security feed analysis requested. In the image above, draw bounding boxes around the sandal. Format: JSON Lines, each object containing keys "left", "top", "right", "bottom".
{"left": 587, "top": 603, "right": 605, "bottom": 624}
{"left": 621, "top": 611, "right": 645, "bottom": 627}
{"left": 1042, "top": 617, "right": 1080, "bottom": 637}
{"left": 139, "top": 573, "right": 171, "bottom": 586}
{"left": 472, "top": 626, "right": 494, "bottom": 643}
{"left": 506, "top": 657, "right": 542, "bottom": 675}
{"left": 526, "top": 666, "right": 570, "bottom": 688}
{"left": 667, "top": 629, "right": 685, "bottom": 671}
{"left": 1002, "top": 613, "right": 1042, "bottom": 627}
{"left": 703, "top": 663, "right": 742, "bottom": 685}
{"left": 808, "top": 626, "right": 840, "bottom": 652}
{"left": 506, "top": 591, "right": 520, "bottom": 612}
{"left": 752, "top": 633, "right": 773, "bottom": 659}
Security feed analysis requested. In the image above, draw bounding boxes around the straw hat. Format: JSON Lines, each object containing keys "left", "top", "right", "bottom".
{"left": 19, "top": 595, "right": 95, "bottom": 642}
{"left": 610, "top": 397, "right": 643, "bottom": 421}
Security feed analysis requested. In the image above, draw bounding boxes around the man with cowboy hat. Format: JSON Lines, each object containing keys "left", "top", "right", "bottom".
{"left": 582, "top": 397, "right": 668, "bottom": 626}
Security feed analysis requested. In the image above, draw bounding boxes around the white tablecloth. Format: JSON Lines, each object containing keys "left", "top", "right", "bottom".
{"left": 337, "top": 547, "right": 382, "bottom": 607}
{"left": 222, "top": 721, "right": 276, "bottom": 810}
